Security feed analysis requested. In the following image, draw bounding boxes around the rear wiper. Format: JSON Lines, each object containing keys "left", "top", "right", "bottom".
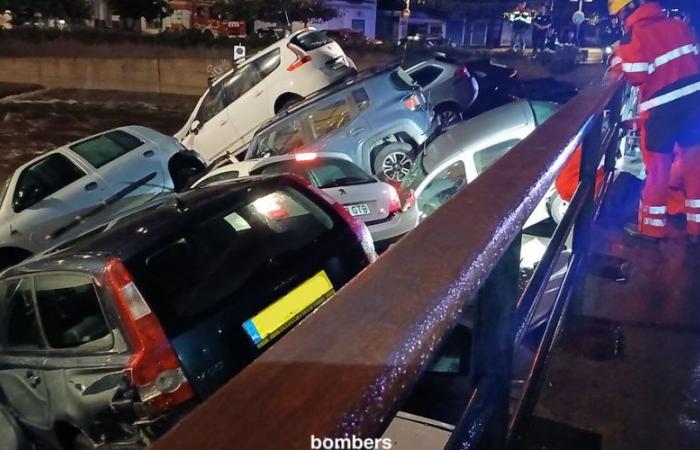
{"left": 47, "top": 172, "right": 159, "bottom": 241}
{"left": 317, "top": 177, "right": 373, "bottom": 189}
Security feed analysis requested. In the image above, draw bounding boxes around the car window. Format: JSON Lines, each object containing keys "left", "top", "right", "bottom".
{"left": 69, "top": 130, "right": 144, "bottom": 168}
{"left": 351, "top": 88, "right": 370, "bottom": 112}
{"left": 13, "top": 153, "right": 85, "bottom": 212}
{"left": 291, "top": 30, "right": 334, "bottom": 51}
{"left": 126, "top": 186, "right": 335, "bottom": 336}
{"left": 253, "top": 158, "right": 374, "bottom": 188}
{"left": 252, "top": 118, "right": 306, "bottom": 157}
{"left": 196, "top": 82, "right": 226, "bottom": 124}
{"left": 197, "top": 170, "right": 241, "bottom": 187}
{"left": 222, "top": 63, "right": 262, "bottom": 105}
{"left": 254, "top": 48, "right": 281, "bottom": 78}
{"left": 418, "top": 160, "right": 467, "bottom": 219}
{"left": 34, "top": 274, "right": 112, "bottom": 350}
{"left": 410, "top": 66, "right": 443, "bottom": 88}
{"left": 390, "top": 68, "right": 416, "bottom": 91}
{"left": 3, "top": 278, "right": 44, "bottom": 350}
{"left": 473, "top": 140, "right": 521, "bottom": 174}
{"left": 530, "top": 101, "right": 560, "bottom": 125}
{"left": 308, "top": 98, "right": 354, "bottom": 140}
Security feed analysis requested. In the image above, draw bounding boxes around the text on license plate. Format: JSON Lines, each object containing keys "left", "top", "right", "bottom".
{"left": 346, "top": 204, "right": 371, "bottom": 216}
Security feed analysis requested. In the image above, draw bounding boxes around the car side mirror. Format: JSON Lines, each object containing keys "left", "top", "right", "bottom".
{"left": 190, "top": 120, "right": 201, "bottom": 135}
{"left": 13, "top": 184, "right": 42, "bottom": 212}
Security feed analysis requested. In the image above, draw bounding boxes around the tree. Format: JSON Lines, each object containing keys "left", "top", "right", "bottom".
{"left": 0, "top": 0, "right": 90, "bottom": 22}
{"left": 212, "top": 0, "right": 338, "bottom": 26}
{"left": 108, "top": 0, "right": 167, "bottom": 28}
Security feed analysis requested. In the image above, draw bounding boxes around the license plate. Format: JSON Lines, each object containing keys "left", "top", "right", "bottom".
{"left": 346, "top": 204, "right": 371, "bottom": 217}
{"left": 242, "top": 271, "right": 335, "bottom": 348}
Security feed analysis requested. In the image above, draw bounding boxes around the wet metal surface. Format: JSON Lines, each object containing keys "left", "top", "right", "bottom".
{"left": 0, "top": 88, "right": 196, "bottom": 181}
{"left": 532, "top": 185, "right": 700, "bottom": 449}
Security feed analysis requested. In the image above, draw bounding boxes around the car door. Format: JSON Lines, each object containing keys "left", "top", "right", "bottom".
{"left": 68, "top": 129, "right": 167, "bottom": 207}
{"left": 0, "top": 277, "right": 51, "bottom": 432}
{"left": 415, "top": 158, "right": 468, "bottom": 221}
{"left": 9, "top": 152, "right": 110, "bottom": 248}
{"left": 31, "top": 272, "right": 127, "bottom": 440}
{"left": 187, "top": 78, "right": 244, "bottom": 162}
{"left": 223, "top": 49, "right": 281, "bottom": 147}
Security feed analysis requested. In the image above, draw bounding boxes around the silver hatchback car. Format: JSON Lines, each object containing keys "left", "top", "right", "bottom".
{"left": 244, "top": 64, "right": 436, "bottom": 183}
{"left": 0, "top": 126, "right": 205, "bottom": 270}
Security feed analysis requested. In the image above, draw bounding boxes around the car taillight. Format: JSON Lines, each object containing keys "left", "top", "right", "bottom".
{"left": 403, "top": 92, "right": 424, "bottom": 111}
{"left": 388, "top": 185, "right": 401, "bottom": 214}
{"left": 287, "top": 43, "right": 312, "bottom": 71}
{"left": 454, "top": 65, "right": 470, "bottom": 78}
{"left": 105, "top": 258, "right": 194, "bottom": 417}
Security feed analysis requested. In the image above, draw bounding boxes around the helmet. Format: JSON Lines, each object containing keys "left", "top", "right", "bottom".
{"left": 609, "top": 0, "right": 633, "bottom": 15}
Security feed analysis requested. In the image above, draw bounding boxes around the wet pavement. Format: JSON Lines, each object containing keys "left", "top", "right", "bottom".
{"left": 0, "top": 88, "right": 197, "bottom": 181}
{"left": 528, "top": 180, "right": 700, "bottom": 450}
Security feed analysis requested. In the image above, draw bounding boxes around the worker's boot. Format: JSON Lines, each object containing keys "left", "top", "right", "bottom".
{"left": 624, "top": 222, "right": 661, "bottom": 243}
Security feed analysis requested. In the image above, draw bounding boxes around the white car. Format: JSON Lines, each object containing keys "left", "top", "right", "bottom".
{"left": 193, "top": 153, "right": 416, "bottom": 249}
{"left": 0, "top": 126, "right": 205, "bottom": 269}
{"left": 176, "top": 28, "right": 357, "bottom": 163}
{"left": 400, "top": 100, "right": 561, "bottom": 229}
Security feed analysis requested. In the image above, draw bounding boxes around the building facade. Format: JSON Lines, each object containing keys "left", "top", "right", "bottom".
{"left": 312, "top": 0, "right": 377, "bottom": 38}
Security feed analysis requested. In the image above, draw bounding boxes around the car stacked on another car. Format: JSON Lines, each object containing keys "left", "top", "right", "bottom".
{"left": 0, "top": 175, "right": 375, "bottom": 449}
{"left": 405, "top": 54, "right": 479, "bottom": 127}
{"left": 194, "top": 152, "right": 416, "bottom": 250}
{"left": 176, "top": 28, "right": 357, "bottom": 163}
{"left": 245, "top": 63, "right": 436, "bottom": 183}
{"left": 0, "top": 126, "right": 205, "bottom": 270}
{"left": 400, "top": 99, "right": 561, "bottom": 228}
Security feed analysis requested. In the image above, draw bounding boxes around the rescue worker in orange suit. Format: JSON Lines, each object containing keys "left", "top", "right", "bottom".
{"left": 609, "top": 0, "right": 700, "bottom": 243}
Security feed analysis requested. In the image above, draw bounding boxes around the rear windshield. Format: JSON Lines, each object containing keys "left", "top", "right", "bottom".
{"left": 126, "top": 185, "right": 336, "bottom": 335}
{"left": 291, "top": 30, "right": 334, "bottom": 51}
{"left": 252, "top": 158, "right": 375, "bottom": 189}
{"left": 390, "top": 68, "right": 416, "bottom": 91}
{"left": 70, "top": 130, "right": 143, "bottom": 168}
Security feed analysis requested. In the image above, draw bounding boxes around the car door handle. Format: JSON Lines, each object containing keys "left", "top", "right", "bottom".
{"left": 84, "top": 182, "right": 98, "bottom": 191}
{"left": 348, "top": 127, "right": 365, "bottom": 137}
{"left": 143, "top": 150, "right": 155, "bottom": 158}
{"left": 219, "top": 119, "right": 228, "bottom": 126}
{"left": 26, "top": 371, "right": 41, "bottom": 388}
{"left": 254, "top": 90, "right": 264, "bottom": 97}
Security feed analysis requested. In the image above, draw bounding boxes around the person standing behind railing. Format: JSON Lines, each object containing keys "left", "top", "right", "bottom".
{"left": 532, "top": 4, "right": 552, "bottom": 56}
{"left": 609, "top": 0, "right": 700, "bottom": 244}
{"left": 508, "top": 2, "right": 533, "bottom": 53}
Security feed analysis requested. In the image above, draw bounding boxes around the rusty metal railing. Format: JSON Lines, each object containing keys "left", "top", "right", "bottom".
{"left": 153, "top": 73, "right": 625, "bottom": 450}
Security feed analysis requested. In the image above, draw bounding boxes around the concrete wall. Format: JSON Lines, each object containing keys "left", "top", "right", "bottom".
{"left": 0, "top": 51, "right": 391, "bottom": 96}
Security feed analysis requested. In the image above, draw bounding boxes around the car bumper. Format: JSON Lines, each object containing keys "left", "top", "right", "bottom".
{"left": 368, "top": 209, "right": 419, "bottom": 250}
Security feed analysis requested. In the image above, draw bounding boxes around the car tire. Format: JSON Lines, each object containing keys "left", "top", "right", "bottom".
{"left": 72, "top": 432, "right": 95, "bottom": 450}
{"left": 435, "top": 104, "right": 462, "bottom": 128}
{"left": 547, "top": 194, "right": 569, "bottom": 224}
{"left": 373, "top": 142, "right": 415, "bottom": 183}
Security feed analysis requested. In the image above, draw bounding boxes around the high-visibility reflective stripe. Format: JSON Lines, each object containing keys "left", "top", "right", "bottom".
{"left": 688, "top": 213, "right": 700, "bottom": 223}
{"left": 643, "top": 218, "right": 667, "bottom": 227}
{"left": 611, "top": 56, "right": 622, "bottom": 67}
{"left": 644, "top": 205, "right": 667, "bottom": 214}
{"left": 622, "top": 62, "right": 650, "bottom": 73}
{"left": 685, "top": 199, "right": 700, "bottom": 208}
{"left": 640, "top": 81, "right": 700, "bottom": 111}
{"left": 648, "top": 44, "right": 699, "bottom": 74}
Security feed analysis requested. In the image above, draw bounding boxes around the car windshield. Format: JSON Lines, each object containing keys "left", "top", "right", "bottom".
{"left": 291, "top": 30, "right": 334, "bottom": 51}
{"left": 126, "top": 185, "right": 336, "bottom": 335}
{"left": 251, "top": 158, "right": 374, "bottom": 189}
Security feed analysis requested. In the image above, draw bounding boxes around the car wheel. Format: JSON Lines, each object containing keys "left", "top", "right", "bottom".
{"left": 373, "top": 143, "right": 415, "bottom": 183}
{"left": 72, "top": 433, "right": 95, "bottom": 450}
{"left": 548, "top": 194, "right": 569, "bottom": 224}
{"left": 435, "top": 105, "right": 462, "bottom": 128}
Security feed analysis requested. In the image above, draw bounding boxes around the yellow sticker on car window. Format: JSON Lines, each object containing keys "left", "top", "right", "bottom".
{"left": 242, "top": 271, "right": 335, "bottom": 348}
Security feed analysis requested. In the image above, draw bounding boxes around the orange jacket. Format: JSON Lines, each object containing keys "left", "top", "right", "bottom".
{"left": 613, "top": 2, "right": 700, "bottom": 114}
{"left": 555, "top": 146, "right": 605, "bottom": 202}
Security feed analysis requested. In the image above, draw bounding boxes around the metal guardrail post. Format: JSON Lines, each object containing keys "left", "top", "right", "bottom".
{"left": 446, "top": 237, "right": 521, "bottom": 450}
